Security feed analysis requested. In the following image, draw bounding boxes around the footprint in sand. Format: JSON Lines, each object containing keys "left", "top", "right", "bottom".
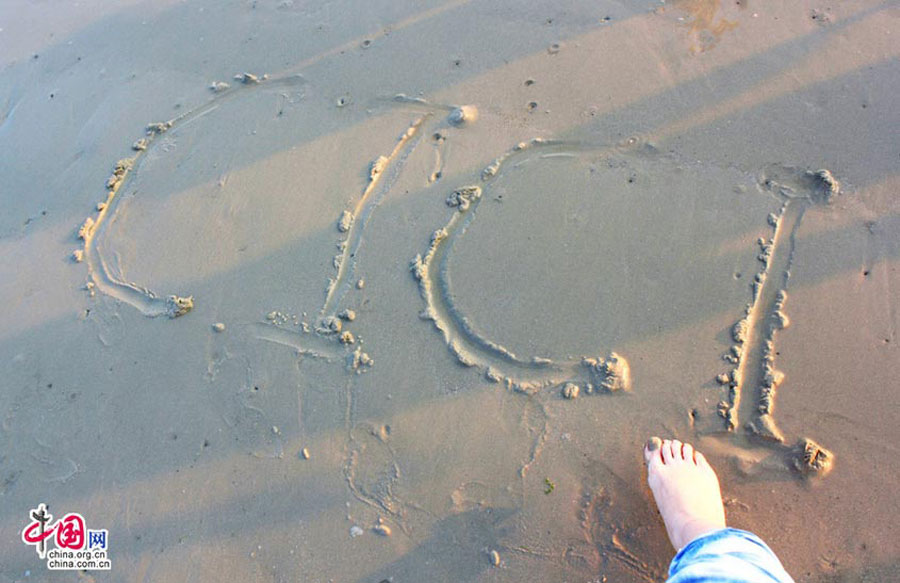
{"left": 573, "top": 471, "right": 667, "bottom": 582}
{"left": 222, "top": 386, "right": 286, "bottom": 460}
{"left": 201, "top": 344, "right": 287, "bottom": 459}
{"left": 343, "top": 422, "right": 409, "bottom": 533}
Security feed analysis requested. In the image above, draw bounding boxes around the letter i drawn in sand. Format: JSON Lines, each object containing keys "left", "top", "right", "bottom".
{"left": 713, "top": 164, "right": 840, "bottom": 478}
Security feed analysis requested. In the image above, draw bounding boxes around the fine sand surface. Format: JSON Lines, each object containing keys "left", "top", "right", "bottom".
{"left": 1, "top": 1, "right": 899, "bottom": 581}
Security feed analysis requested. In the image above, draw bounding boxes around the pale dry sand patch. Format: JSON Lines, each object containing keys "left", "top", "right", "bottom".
{"left": 425, "top": 1, "right": 889, "bottom": 148}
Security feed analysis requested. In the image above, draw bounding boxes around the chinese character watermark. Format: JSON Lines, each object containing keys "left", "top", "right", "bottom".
{"left": 21, "top": 504, "right": 111, "bottom": 571}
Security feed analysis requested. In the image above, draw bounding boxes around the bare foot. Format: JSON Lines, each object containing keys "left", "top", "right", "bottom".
{"left": 643, "top": 437, "right": 727, "bottom": 551}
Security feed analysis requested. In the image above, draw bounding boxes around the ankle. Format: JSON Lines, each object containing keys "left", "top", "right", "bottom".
{"left": 674, "top": 518, "right": 726, "bottom": 550}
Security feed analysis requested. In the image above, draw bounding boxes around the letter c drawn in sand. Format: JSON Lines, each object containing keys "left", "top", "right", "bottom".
{"left": 411, "top": 138, "right": 633, "bottom": 396}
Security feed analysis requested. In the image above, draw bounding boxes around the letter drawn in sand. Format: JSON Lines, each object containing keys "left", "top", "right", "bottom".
{"left": 320, "top": 115, "right": 430, "bottom": 320}
{"left": 74, "top": 73, "right": 305, "bottom": 318}
{"left": 78, "top": 153, "right": 194, "bottom": 318}
{"left": 718, "top": 165, "right": 840, "bottom": 473}
{"left": 411, "top": 139, "right": 632, "bottom": 395}
{"left": 258, "top": 113, "right": 434, "bottom": 365}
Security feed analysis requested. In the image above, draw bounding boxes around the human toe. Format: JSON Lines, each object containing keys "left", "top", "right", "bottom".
{"left": 670, "top": 439, "right": 685, "bottom": 462}
{"left": 695, "top": 450, "right": 711, "bottom": 470}
{"left": 682, "top": 442, "right": 696, "bottom": 463}
{"left": 644, "top": 436, "right": 663, "bottom": 466}
{"left": 661, "top": 439, "right": 675, "bottom": 464}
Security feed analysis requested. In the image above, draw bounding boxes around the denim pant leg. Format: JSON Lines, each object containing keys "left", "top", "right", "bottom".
{"left": 667, "top": 528, "right": 795, "bottom": 583}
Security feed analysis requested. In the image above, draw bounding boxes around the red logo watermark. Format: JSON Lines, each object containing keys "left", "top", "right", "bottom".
{"left": 21, "top": 503, "right": 111, "bottom": 570}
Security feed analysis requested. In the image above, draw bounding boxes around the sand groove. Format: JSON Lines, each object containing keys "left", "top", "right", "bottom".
{"left": 321, "top": 115, "right": 430, "bottom": 320}
{"left": 251, "top": 323, "right": 343, "bottom": 362}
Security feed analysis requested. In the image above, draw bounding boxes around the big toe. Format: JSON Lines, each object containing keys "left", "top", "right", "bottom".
{"left": 644, "top": 436, "right": 663, "bottom": 465}
{"left": 695, "top": 450, "right": 712, "bottom": 471}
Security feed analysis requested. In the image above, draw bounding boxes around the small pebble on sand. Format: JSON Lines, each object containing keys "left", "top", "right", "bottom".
{"left": 448, "top": 105, "right": 478, "bottom": 126}
{"left": 374, "top": 523, "right": 392, "bottom": 537}
{"left": 489, "top": 550, "right": 501, "bottom": 567}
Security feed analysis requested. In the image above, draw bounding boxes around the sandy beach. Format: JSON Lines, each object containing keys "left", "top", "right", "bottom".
{"left": 1, "top": 0, "right": 898, "bottom": 581}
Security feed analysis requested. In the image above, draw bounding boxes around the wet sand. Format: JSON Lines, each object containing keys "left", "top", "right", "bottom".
{"left": 1, "top": 1, "right": 899, "bottom": 581}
